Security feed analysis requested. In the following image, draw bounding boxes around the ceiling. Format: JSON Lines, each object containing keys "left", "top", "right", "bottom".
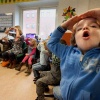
{"left": 17, "top": 0, "right": 59, "bottom": 8}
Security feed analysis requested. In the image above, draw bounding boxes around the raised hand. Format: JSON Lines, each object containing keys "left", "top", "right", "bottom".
{"left": 61, "top": 15, "right": 82, "bottom": 31}
{"left": 61, "top": 8, "right": 100, "bottom": 31}
{"left": 79, "top": 8, "right": 100, "bottom": 22}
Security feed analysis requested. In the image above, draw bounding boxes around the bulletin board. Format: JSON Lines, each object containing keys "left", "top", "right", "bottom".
{"left": 0, "top": 13, "right": 13, "bottom": 32}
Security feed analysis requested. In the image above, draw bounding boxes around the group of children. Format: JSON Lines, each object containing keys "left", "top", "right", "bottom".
{"left": 1, "top": 7, "right": 100, "bottom": 100}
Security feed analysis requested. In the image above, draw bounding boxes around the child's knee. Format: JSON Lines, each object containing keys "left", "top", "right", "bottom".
{"left": 36, "top": 80, "right": 45, "bottom": 86}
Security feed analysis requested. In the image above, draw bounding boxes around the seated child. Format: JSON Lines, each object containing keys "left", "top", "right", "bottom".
{"left": 35, "top": 39, "right": 66, "bottom": 100}
{"left": 16, "top": 38, "right": 37, "bottom": 75}
{"left": 32, "top": 40, "right": 51, "bottom": 81}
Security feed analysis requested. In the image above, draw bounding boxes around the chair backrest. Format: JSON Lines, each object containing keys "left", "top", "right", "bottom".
{"left": 22, "top": 41, "right": 26, "bottom": 49}
{"left": 22, "top": 41, "right": 28, "bottom": 53}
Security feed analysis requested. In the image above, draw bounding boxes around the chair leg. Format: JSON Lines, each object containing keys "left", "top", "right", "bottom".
{"left": 44, "top": 94, "right": 54, "bottom": 98}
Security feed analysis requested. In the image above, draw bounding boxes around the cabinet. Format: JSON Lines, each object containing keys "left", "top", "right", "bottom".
{"left": 62, "top": 32, "right": 72, "bottom": 45}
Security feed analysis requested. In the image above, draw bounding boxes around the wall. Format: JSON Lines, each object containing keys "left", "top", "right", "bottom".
{"left": 0, "top": 4, "right": 20, "bottom": 26}
{"left": 57, "top": 0, "right": 100, "bottom": 45}
{"left": 0, "top": 33, "right": 6, "bottom": 39}
{"left": 58, "top": 0, "right": 100, "bottom": 25}
{"left": 14, "top": 5, "right": 20, "bottom": 26}
{"left": 0, "top": 4, "right": 20, "bottom": 37}
{"left": 0, "top": 0, "right": 100, "bottom": 26}
{"left": 0, "top": 0, "right": 100, "bottom": 37}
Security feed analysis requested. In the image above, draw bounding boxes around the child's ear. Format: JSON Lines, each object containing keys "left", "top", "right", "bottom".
{"left": 99, "top": 43, "right": 100, "bottom": 47}
{"left": 74, "top": 43, "right": 77, "bottom": 47}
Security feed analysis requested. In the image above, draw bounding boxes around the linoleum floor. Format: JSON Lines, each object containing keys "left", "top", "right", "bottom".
{"left": 0, "top": 65, "right": 54, "bottom": 100}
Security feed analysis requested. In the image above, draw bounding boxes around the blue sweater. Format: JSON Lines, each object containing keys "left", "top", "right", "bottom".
{"left": 47, "top": 26, "right": 100, "bottom": 100}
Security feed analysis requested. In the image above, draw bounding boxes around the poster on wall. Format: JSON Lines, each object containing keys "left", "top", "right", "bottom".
{"left": 0, "top": 0, "right": 38, "bottom": 4}
{"left": 0, "top": 13, "right": 13, "bottom": 32}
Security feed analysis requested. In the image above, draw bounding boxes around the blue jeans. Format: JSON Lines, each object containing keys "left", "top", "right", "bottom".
{"left": 53, "top": 86, "right": 63, "bottom": 100}
{"left": 32, "top": 62, "right": 48, "bottom": 78}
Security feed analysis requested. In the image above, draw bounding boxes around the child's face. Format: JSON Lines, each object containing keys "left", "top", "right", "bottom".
{"left": 30, "top": 39, "right": 36, "bottom": 46}
{"left": 75, "top": 18, "right": 100, "bottom": 53}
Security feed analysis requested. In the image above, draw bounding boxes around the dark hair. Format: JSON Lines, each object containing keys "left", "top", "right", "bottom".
{"left": 60, "top": 39, "right": 67, "bottom": 45}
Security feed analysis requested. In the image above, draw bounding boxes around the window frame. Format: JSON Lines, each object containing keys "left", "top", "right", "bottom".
{"left": 21, "top": 7, "right": 57, "bottom": 38}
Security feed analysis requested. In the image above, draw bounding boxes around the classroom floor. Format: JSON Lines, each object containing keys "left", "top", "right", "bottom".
{"left": 0, "top": 64, "right": 54, "bottom": 100}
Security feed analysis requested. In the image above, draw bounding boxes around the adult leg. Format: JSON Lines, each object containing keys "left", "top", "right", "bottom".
{"left": 2, "top": 52, "right": 9, "bottom": 61}
{"left": 1, "top": 52, "right": 10, "bottom": 67}
{"left": 9, "top": 53, "right": 16, "bottom": 68}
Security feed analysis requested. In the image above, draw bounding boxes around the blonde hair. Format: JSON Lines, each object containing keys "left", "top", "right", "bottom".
{"left": 30, "top": 38, "right": 37, "bottom": 47}
{"left": 44, "top": 41, "right": 49, "bottom": 50}
{"left": 14, "top": 25, "right": 23, "bottom": 35}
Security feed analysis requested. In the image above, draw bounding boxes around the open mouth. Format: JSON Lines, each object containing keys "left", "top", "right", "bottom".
{"left": 82, "top": 31, "right": 90, "bottom": 39}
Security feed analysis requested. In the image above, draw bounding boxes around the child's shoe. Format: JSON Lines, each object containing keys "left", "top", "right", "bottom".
{"left": 2, "top": 60, "right": 10, "bottom": 67}
{"left": 15, "top": 62, "right": 23, "bottom": 71}
{"left": 25, "top": 65, "right": 32, "bottom": 74}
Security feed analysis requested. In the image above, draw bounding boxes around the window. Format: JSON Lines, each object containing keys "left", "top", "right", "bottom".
{"left": 31, "top": 13, "right": 35, "bottom": 18}
{"left": 26, "top": 13, "right": 30, "bottom": 18}
{"left": 39, "top": 8, "right": 56, "bottom": 39}
{"left": 23, "top": 8, "right": 56, "bottom": 39}
{"left": 23, "top": 10, "right": 37, "bottom": 36}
